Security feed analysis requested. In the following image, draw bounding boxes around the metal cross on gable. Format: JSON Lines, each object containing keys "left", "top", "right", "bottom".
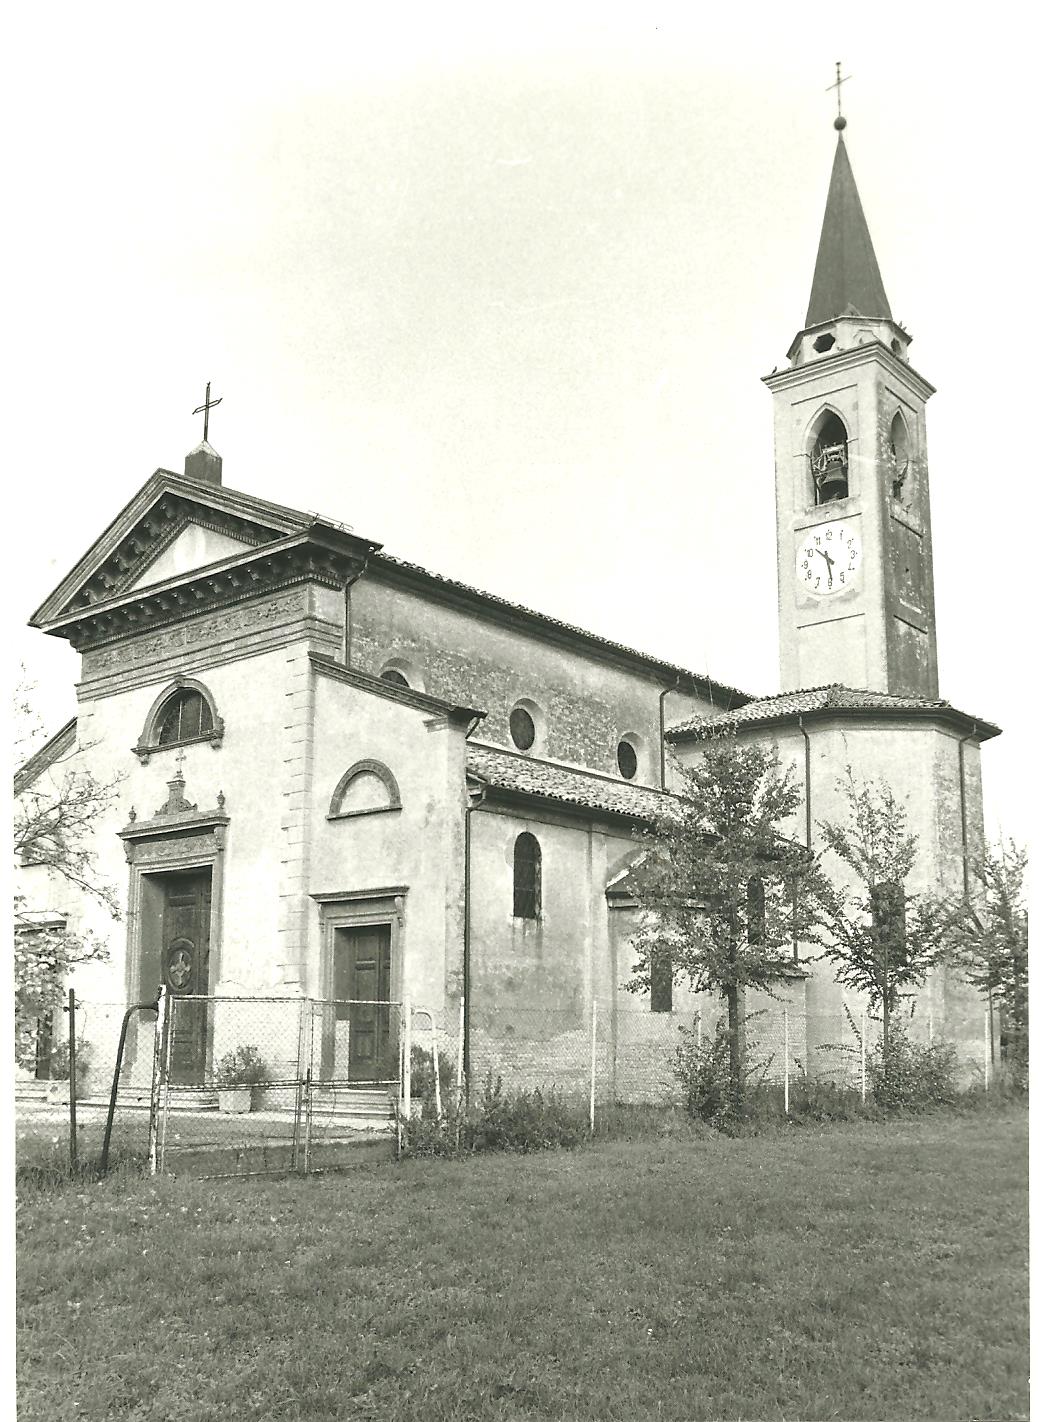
{"left": 826, "top": 61, "right": 852, "bottom": 125}
{"left": 192, "top": 381, "right": 223, "bottom": 443}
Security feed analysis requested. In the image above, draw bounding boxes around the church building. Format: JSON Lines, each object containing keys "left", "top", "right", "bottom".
{"left": 16, "top": 114, "right": 999, "bottom": 1097}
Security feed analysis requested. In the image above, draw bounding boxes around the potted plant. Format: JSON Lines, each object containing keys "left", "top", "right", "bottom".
{"left": 215, "top": 1044, "right": 269, "bottom": 1114}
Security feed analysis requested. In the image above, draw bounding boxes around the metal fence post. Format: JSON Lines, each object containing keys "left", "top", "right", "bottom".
{"left": 430, "top": 1014, "right": 443, "bottom": 1122}
{"left": 403, "top": 999, "right": 412, "bottom": 1120}
{"left": 984, "top": 1006, "right": 990, "bottom": 1091}
{"left": 67, "top": 989, "right": 78, "bottom": 1172}
{"left": 455, "top": 995, "right": 465, "bottom": 1112}
{"left": 860, "top": 1009, "right": 867, "bottom": 1104}
{"left": 148, "top": 986, "right": 168, "bottom": 1177}
{"left": 783, "top": 1007, "right": 789, "bottom": 1116}
{"left": 589, "top": 999, "right": 598, "bottom": 1134}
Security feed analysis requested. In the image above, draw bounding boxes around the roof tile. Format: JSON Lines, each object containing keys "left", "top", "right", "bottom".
{"left": 467, "top": 744, "right": 677, "bottom": 824}
{"left": 667, "top": 684, "right": 1000, "bottom": 741}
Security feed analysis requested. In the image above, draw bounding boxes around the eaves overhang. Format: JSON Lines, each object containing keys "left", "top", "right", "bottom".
{"left": 763, "top": 339, "right": 935, "bottom": 402}
{"left": 667, "top": 701, "right": 1002, "bottom": 745}
{"left": 370, "top": 555, "right": 753, "bottom": 709}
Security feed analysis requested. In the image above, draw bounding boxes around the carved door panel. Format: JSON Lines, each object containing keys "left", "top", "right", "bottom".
{"left": 333, "top": 925, "right": 393, "bottom": 1081}
{"left": 162, "top": 871, "right": 211, "bottom": 1084}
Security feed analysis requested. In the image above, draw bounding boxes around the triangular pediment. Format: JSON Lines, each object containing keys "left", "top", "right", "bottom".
{"left": 31, "top": 469, "right": 314, "bottom": 626}
{"left": 126, "top": 522, "right": 258, "bottom": 592}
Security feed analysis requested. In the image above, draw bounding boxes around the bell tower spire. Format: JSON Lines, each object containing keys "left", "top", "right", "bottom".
{"left": 765, "top": 105, "right": 940, "bottom": 699}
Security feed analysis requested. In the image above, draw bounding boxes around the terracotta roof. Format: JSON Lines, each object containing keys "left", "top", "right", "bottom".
{"left": 372, "top": 552, "right": 752, "bottom": 706}
{"left": 467, "top": 744, "right": 678, "bottom": 824}
{"left": 667, "top": 684, "right": 1001, "bottom": 742}
{"left": 806, "top": 135, "right": 892, "bottom": 326}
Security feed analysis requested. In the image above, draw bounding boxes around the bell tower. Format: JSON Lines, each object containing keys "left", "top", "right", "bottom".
{"left": 765, "top": 117, "right": 939, "bottom": 697}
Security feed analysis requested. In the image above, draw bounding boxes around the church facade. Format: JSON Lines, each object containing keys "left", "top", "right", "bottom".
{"left": 16, "top": 120, "right": 999, "bottom": 1097}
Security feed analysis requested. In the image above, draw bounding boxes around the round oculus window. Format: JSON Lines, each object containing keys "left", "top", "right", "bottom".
{"left": 617, "top": 740, "right": 638, "bottom": 780}
{"left": 509, "top": 706, "right": 536, "bottom": 751}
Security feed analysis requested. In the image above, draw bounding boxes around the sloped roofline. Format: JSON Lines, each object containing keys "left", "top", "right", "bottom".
{"left": 30, "top": 470, "right": 755, "bottom": 706}
{"left": 14, "top": 717, "right": 78, "bottom": 795}
{"left": 667, "top": 684, "right": 1001, "bottom": 744}
{"left": 29, "top": 469, "right": 381, "bottom": 627}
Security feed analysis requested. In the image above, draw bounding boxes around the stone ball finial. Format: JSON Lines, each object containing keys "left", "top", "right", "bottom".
{"left": 834, "top": 115, "right": 847, "bottom": 131}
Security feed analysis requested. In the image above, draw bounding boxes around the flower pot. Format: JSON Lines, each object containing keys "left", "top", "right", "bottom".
{"left": 218, "top": 1088, "right": 251, "bottom": 1114}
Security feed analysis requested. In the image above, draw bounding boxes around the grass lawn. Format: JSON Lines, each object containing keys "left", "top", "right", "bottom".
{"left": 17, "top": 1109, "right": 1027, "bottom": 1421}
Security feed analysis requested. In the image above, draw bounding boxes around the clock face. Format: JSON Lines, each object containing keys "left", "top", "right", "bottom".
{"left": 796, "top": 520, "right": 861, "bottom": 597}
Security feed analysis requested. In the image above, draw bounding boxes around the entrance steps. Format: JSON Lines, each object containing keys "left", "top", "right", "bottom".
{"left": 310, "top": 1084, "right": 394, "bottom": 1121}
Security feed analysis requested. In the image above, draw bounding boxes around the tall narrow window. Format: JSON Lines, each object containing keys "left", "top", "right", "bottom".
{"left": 871, "top": 881, "right": 907, "bottom": 964}
{"left": 810, "top": 411, "right": 849, "bottom": 504}
{"left": 747, "top": 875, "right": 766, "bottom": 948}
{"left": 650, "top": 949, "right": 673, "bottom": 1013}
{"left": 513, "top": 832, "right": 541, "bottom": 920}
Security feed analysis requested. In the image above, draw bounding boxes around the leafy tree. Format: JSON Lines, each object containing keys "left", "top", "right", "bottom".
{"left": 13, "top": 687, "right": 120, "bottom": 1068}
{"left": 816, "top": 769, "right": 949, "bottom": 1059}
{"left": 946, "top": 839, "right": 1028, "bottom": 1073}
{"left": 626, "top": 740, "right": 826, "bottom": 1113}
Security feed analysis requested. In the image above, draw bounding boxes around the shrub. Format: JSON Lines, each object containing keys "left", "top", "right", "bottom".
{"left": 399, "top": 1075, "right": 589, "bottom": 1158}
{"left": 867, "top": 1026, "right": 958, "bottom": 1112}
{"left": 215, "top": 1044, "right": 269, "bottom": 1088}
{"left": 672, "top": 1016, "right": 774, "bottom": 1130}
{"left": 409, "top": 1044, "right": 456, "bottom": 1118}
{"left": 47, "top": 1037, "right": 92, "bottom": 1083}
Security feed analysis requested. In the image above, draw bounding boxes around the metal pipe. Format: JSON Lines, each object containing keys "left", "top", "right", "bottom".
{"left": 462, "top": 781, "right": 487, "bottom": 1091}
{"left": 67, "top": 989, "right": 77, "bottom": 1172}
{"left": 956, "top": 723, "right": 978, "bottom": 901}
{"left": 797, "top": 715, "right": 812, "bottom": 848}
{"left": 342, "top": 559, "right": 369, "bottom": 667}
{"left": 659, "top": 677, "right": 681, "bottom": 788}
{"left": 100, "top": 993, "right": 159, "bottom": 1174}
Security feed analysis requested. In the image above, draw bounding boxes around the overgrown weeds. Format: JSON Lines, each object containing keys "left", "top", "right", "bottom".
{"left": 400, "top": 1074, "right": 588, "bottom": 1158}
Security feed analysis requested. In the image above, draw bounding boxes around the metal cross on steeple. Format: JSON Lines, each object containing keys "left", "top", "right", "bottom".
{"left": 192, "top": 381, "right": 223, "bottom": 443}
{"left": 826, "top": 61, "right": 851, "bottom": 130}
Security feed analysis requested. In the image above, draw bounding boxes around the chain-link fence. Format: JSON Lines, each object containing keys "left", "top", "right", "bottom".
{"left": 15, "top": 989, "right": 998, "bottom": 1176}
{"left": 15, "top": 997, "right": 155, "bottom": 1171}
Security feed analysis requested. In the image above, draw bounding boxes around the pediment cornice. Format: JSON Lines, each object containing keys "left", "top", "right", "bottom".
{"left": 30, "top": 470, "right": 319, "bottom": 627}
{"left": 41, "top": 533, "right": 372, "bottom": 653}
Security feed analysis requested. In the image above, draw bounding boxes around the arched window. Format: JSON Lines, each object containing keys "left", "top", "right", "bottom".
{"left": 157, "top": 689, "right": 213, "bottom": 745}
{"left": 809, "top": 410, "right": 849, "bottom": 504}
{"left": 747, "top": 875, "right": 766, "bottom": 948}
{"left": 513, "top": 832, "right": 541, "bottom": 920}
{"left": 378, "top": 657, "right": 424, "bottom": 691}
{"left": 889, "top": 411, "right": 911, "bottom": 501}
{"left": 328, "top": 760, "right": 402, "bottom": 819}
{"left": 134, "top": 679, "right": 224, "bottom": 763}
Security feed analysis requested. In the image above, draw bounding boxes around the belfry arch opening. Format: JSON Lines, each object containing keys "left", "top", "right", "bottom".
{"left": 889, "top": 411, "right": 910, "bottom": 501}
{"left": 809, "top": 411, "right": 849, "bottom": 504}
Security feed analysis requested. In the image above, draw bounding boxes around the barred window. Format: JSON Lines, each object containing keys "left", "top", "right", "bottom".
{"left": 513, "top": 832, "right": 541, "bottom": 920}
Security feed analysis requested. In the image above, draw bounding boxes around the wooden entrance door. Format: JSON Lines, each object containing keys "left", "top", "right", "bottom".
{"left": 161, "top": 870, "right": 212, "bottom": 1084}
{"left": 333, "top": 925, "right": 393, "bottom": 1081}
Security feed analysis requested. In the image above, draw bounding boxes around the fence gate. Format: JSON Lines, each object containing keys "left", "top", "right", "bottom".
{"left": 152, "top": 995, "right": 403, "bottom": 1177}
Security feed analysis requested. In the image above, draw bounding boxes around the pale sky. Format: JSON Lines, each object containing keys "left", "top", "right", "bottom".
{"left": 6, "top": 4, "right": 1036, "bottom": 847}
